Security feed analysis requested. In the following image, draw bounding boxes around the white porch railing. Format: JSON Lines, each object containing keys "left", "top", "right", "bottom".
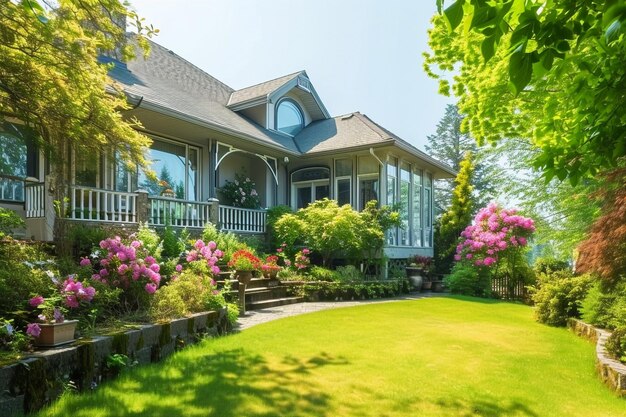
{"left": 70, "top": 186, "right": 137, "bottom": 223}
{"left": 149, "top": 197, "right": 212, "bottom": 228}
{"left": 219, "top": 205, "right": 267, "bottom": 233}
{"left": 0, "top": 175, "right": 24, "bottom": 202}
{"left": 25, "top": 182, "right": 45, "bottom": 218}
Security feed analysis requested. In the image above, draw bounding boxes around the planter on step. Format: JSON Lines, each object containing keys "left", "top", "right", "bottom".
{"left": 33, "top": 320, "right": 78, "bottom": 347}
{"left": 406, "top": 267, "right": 424, "bottom": 291}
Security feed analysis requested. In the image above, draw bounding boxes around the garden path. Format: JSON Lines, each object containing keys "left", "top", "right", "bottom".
{"left": 235, "top": 293, "right": 442, "bottom": 330}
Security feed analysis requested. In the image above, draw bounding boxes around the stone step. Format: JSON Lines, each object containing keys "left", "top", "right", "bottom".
{"left": 246, "top": 296, "right": 305, "bottom": 310}
{"left": 242, "top": 287, "right": 289, "bottom": 303}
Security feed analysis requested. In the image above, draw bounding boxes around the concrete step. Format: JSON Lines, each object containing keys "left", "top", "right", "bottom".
{"left": 246, "top": 296, "right": 305, "bottom": 310}
{"left": 242, "top": 287, "right": 289, "bottom": 303}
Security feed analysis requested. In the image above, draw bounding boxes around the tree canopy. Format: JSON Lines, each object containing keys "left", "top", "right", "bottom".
{"left": 425, "top": 0, "right": 626, "bottom": 184}
{"left": 0, "top": 0, "right": 157, "bottom": 170}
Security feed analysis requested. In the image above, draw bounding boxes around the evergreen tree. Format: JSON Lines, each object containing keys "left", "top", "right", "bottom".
{"left": 434, "top": 151, "right": 475, "bottom": 274}
{"left": 426, "top": 104, "right": 495, "bottom": 214}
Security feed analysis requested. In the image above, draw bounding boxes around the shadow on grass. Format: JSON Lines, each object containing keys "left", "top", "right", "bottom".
{"left": 45, "top": 348, "right": 349, "bottom": 417}
{"left": 445, "top": 295, "right": 526, "bottom": 305}
{"left": 435, "top": 396, "right": 540, "bottom": 417}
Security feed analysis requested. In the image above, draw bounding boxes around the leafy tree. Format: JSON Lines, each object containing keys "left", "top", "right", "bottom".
{"left": 360, "top": 201, "right": 401, "bottom": 276}
{"left": 434, "top": 151, "right": 474, "bottom": 274}
{"left": 426, "top": 1, "right": 626, "bottom": 184}
{"left": 426, "top": 105, "right": 495, "bottom": 212}
{"left": 0, "top": 0, "right": 157, "bottom": 190}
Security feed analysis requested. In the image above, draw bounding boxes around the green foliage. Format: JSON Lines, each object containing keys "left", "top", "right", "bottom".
{"left": 136, "top": 224, "right": 162, "bottom": 260}
{"left": 301, "top": 279, "right": 409, "bottom": 301}
{"left": 0, "top": 239, "right": 57, "bottom": 319}
{"left": 201, "top": 223, "right": 247, "bottom": 263}
{"left": 605, "top": 327, "right": 626, "bottom": 364}
{"left": 0, "top": 0, "right": 157, "bottom": 178}
{"left": 66, "top": 224, "right": 109, "bottom": 259}
{"left": 335, "top": 265, "right": 364, "bottom": 283}
{"left": 149, "top": 271, "right": 216, "bottom": 321}
{"left": 435, "top": 152, "right": 475, "bottom": 274}
{"left": 530, "top": 271, "right": 594, "bottom": 327}
{"left": 266, "top": 205, "right": 293, "bottom": 249}
{"left": 274, "top": 199, "right": 367, "bottom": 266}
{"left": 308, "top": 266, "right": 340, "bottom": 282}
{"left": 0, "top": 208, "right": 25, "bottom": 238}
{"left": 427, "top": 1, "right": 626, "bottom": 183}
{"left": 533, "top": 258, "right": 570, "bottom": 275}
{"left": 159, "top": 224, "right": 186, "bottom": 259}
{"left": 444, "top": 262, "right": 491, "bottom": 297}
{"left": 580, "top": 281, "right": 626, "bottom": 330}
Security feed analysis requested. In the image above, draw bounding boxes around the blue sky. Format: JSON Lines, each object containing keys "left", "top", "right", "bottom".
{"left": 129, "top": 0, "right": 454, "bottom": 150}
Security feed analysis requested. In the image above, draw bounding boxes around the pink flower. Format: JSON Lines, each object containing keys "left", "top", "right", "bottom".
{"left": 130, "top": 240, "right": 141, "bottom": 248}
{"left": 194, "top": 240, "right": 205, "bottom": 250}
{"left": 26, "top": 323, "right": 41, "bottom": 337}
{"left": 175, "top": 264, "right": 183, "bottom": 272}
{"left": 29, "top": 295, "right": 44, "bottom": 307}
{"left": 208, "top": 241, "right": 217, "bottom": 251}
{"left": 483, "top": 257, "right": 496, "bottom": 266}
{"left": 145, "top": 283, "right": 157, "bottom": 294}
{"left": 117, "top": 264, "right": 129, "bottom": 275}
{"left": 302, "top": 248, "right": 310, "bottom": 255}
{"left": 79, "top": 257, "right": 91, "bottom": 267}
{"left": 211, "top": 265, "right": 221, "bottom": 275}
{"left": 145, "top": 256, "right": 156, "bottom": 265}
{"left": 65, "top": 295, "right": 79, "bottom": 308}
{"left": 214, "top": 249, "right": 223, "bottom": 258}
{"left": 99, "top": 268, "right": 109, "bottom": 277}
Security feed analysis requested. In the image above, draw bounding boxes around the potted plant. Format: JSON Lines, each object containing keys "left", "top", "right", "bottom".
{"left": 27, "top": 275, "right": 96, "bottom": 347}
{"left": 261, "top": 255, "right": 281, "bottom": 280}
{"left": 406, "top": 255, "right": 433, "bottom": 291}
{"left": 227, "top": 249, "right": 262, "bottom": 284}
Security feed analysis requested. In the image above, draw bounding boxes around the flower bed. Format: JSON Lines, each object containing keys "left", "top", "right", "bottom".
{"left": 0, "top": 309, "right": 229, "bottom": 416}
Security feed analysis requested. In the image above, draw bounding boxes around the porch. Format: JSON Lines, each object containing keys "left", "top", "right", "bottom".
{"left": 2, "top": 176, "right": 267, "bottom": 238}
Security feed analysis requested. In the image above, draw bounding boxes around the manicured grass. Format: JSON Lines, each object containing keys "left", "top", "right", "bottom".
{"left": 36, "top": 297, "right": 624, "bottom": 417}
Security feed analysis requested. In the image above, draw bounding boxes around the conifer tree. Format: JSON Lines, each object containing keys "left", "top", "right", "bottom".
{"left": 434, "top": 151, "right": 475, "bottom": 274}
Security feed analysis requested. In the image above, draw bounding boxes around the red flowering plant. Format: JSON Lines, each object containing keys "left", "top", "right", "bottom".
{"left": 261, "top": 255, "right": 282, "bottom": 277}
{"left": 26, "top": 274, "right": 96, "bottom": 338}
{"left": 227, "top": 249, "right": 262, "bottom": 271}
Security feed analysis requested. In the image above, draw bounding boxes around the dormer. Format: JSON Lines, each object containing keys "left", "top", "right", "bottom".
{"left": 227, "top": 71, "right": 330, "bottom": 136}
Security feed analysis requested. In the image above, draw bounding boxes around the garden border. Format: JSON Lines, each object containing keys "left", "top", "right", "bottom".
{"left": 568, "top": 318, "right": 626, "bottom": 396}
{"left": 0, "top": 309, "right": 229, "bottom": 416}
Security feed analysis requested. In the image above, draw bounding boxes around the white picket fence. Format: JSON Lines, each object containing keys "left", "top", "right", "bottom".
{"left": 24, "top": 182, "right": 45, "bottom": 218}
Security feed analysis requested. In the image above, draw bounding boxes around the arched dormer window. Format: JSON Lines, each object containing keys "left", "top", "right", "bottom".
{"left": 276, "top": 98, "right": 304, "bottom": 136}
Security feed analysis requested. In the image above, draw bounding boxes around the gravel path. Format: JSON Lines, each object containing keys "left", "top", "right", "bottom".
{"left": 234, "top": 292, "right": 442, "bottom": 331}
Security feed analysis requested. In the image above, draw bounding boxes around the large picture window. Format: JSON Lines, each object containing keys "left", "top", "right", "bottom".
{"left": 139, "top": 138, "right": 200, "bottom": 200}
{"left": 334, "top": 159, "right": 352, "bottom": 206}
{"left": 358, "top": 156, "right": 379, "bottom": 210}
{"left": 0, "top": 123, "right": 38, "bottom": 202}
{"left": 291, "top": 167, "right": 329, "bottom": 209}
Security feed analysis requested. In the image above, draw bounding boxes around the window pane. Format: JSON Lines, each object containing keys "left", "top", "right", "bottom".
{"left": 0, "top": 133, "right": 27, "bottom": 177}
{"left": 292, "top": 167, "right": 329, "bottom": 182}
{"left": 358, "top": 156, "right": 378, "bottom": 175}
{"left": 315, "top": 184, "right": 329, "bottom": 200}
{"left": 424, "top": 188, "right": 432, "bottom": 247}
{"left": 359, "top": 178, "right": 378, "bottom": 209}
{"left": 387, "top": 160, "right": 397, "bottom": 245}
{"left": 337, "top": 178, "right": 351, "bottom": 205}
{"left": 335, "top": 159, "right": 352, "bottom": 177}
{"left": 75, "top": 152, "right": 98, "bottom": 187}
{"left": 187, "top": 147, "right": 199, "bottom": 201}
{"left": 277, "top": 100, "right": 304, "bottom": 136}
{"left": 400, "top": 163, "right": 410, "bottom": 246}
{"left": 139, "top": 139, "right": 186, "bottom": 198}
{"left": 296, "top": 186, "right": 311, "bottom": 209}
{"left": 412, "top": 171, "right": 422, "bottom": 247}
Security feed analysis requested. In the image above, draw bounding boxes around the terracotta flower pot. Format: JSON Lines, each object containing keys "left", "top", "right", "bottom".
{"left": 33, "top": 320, "right": 78, "bottom": 347}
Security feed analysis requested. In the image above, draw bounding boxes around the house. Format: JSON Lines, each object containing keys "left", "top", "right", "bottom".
{"left": 0, "top": 39, "right": 455, "bottom": 261}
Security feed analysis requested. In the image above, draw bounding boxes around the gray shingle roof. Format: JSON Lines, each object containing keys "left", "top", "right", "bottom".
{"left": 227, "top": 71, "right": 302, "bottom": 107}
{"left": 107, "top": 40, "right": 300, "bottom": 153}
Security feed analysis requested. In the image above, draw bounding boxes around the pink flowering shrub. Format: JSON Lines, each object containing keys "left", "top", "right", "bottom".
{"left": 87, "top": 236, "right": 162, "bottom": 310}
{"left": 175, "top": 239, "right": 223, "bottom": 277}
{"left": 455, "top": 203, "right": 535, "bottom": 268}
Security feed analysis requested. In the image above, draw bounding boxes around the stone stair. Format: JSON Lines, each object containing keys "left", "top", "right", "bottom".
{"left": 217, "top": 273, "right": 304, "bottom": 311}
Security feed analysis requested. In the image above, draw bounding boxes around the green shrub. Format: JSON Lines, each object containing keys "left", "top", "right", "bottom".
{"left": 580, "top": 281, "right": 626, "bottom": 329}
{"left": 336, "top": 265, "right": 364, "bottom": 282}
{"left": 309, "top": 266, "right": 339, "bottom": 282}
{"left": 444, "top": 263, "right": 491, "bottom": 297}
{"left": 605, "top": 327, "right": 626, "bottom": 363}
{"left": 66, "top": 223, "right": 108, "bottom": 258}
{"left": 201, "top": 223, "right": 247, "bottom": 263}
{"left": 530, "top": 270, "right": 593, "bottom": 326}
{"left": 136, "top": 224, "right": 162, "bottom": 260}
{"left": 149, "top": 271, "right": 215, "bottom": 321}
{"left": 0, "top": 208, "right": 25, "bottom": 238}
{"left": 276, "top": 268, "right": 302, "bottom": 281}
{"left": 533, "top": 257, "right": 570, "bottom": 274}
{"left": 266, "top": 205, "right": 293, "bottom": 249}
{"left": 159, "top": 224, "right": 187, "bottom": 259}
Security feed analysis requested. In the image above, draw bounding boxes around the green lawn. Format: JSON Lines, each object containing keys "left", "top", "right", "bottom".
{"left": 36, "top": 297, "right": 624, "bottom": 417}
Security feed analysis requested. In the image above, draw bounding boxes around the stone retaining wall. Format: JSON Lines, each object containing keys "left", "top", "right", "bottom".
{"left": 0, "top": 309, "right": 229, "bottom": 416}
{"left": 568, "top": 318, "right": 626, "bottom": 396}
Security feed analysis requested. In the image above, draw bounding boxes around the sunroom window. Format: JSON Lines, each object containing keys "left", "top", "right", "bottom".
{"left": 138, "top": 138, "right": 200, "bottom": 200}
{"left": 291, "top": 167, "right": 329, "bottom": 209}
{"left": 0, "top": 123, "right": 38, "bottom": 202}
{"left": 276, "top": 99, "right": 304, "bottom": 136}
